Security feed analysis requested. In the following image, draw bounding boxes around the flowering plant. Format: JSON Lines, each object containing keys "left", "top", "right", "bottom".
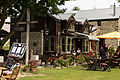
{"left": 75, "top": 55, "right": 84, "bottom": 64}
{"left": 28, "top": 60, "right": 38, "bottom": 68}
{"left": 51, "top": 58, "right": 57, "bottom": 60}
{"left": 24, "top": 65, "right": 30, "bottom": 68}
{"left": 88, "top": 49, "right": 95, "bottom": 58}
{"left": 75, "top": 55, "right": 81, "bottom": 60}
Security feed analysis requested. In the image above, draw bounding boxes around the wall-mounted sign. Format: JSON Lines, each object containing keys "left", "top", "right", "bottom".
{"left": 8, "top": 43, "right": 26, "bottom": 58}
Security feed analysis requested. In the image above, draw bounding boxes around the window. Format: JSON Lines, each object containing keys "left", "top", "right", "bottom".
{"left": 62, "top": 37, "right": 74, "bottom": 52}
{"left": 50, "top": 37, "right": 55, "bottom": 51}
{"left": 67, "top": 38, "right": 71, "bottom": 51}
{"left": 97, "top": 20, "right": 101, "bottom": 26}
{"left": 68, "top": 23, "right": 75, "bottom": 31}
{"left": 82, "top": 39, "right": 88, "bottom": 52}
{"left": 62, "top": 38, "right": 66, "bottom": 52}
{"left": 44, "top": 37, "right": 55, "bottom": 52}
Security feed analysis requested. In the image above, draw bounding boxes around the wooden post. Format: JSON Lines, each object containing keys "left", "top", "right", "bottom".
{"left": 25, "top": 8, "right": 30, "bottom": 65}
{"left": 12, "top": 8, "right": 38, "bottom": 64}
{"left": 41, "top": 30, "right": 44, "bottom": 55}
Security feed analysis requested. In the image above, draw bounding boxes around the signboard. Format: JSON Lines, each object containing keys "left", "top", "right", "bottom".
{"left": 8, "top": 43, "right": 26, "bottom": 58}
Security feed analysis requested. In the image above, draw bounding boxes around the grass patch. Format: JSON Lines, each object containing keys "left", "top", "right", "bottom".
{"left": 17, "top": 66, "right": 120, "bottom": 80}
{"left": 2, "top": 41, "right": 10, "bottom": 50}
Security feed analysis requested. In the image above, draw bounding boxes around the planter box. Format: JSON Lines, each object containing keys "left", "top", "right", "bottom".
{"left": 33, "top": 55, "right": 39, "bottom": 60}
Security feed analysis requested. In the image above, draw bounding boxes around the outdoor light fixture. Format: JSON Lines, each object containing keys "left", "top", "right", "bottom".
{"left": 45, "top": 30, "right": 49, "bottom": 36}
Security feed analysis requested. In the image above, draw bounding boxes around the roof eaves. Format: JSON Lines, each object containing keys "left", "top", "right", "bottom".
{"left": 88, "top": 17, "right": 119, "bottom": 21}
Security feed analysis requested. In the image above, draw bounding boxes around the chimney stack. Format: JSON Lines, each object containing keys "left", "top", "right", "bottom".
{"left": 113, "top": 3, "right": 116, "bottom": 16}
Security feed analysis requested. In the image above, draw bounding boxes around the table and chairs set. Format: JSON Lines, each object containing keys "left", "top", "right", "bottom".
{"left": 84, "top": 55, "right": 120, "bottom": 72}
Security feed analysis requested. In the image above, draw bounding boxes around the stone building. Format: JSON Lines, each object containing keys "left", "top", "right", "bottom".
{"left": 74, "top": 5, "right": 120, "bottom": 49}
{"left": 11, "top": 12, "right": 99, "bottom": 58}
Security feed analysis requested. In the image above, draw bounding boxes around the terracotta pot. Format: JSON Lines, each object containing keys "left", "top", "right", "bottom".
{"left": 25, "top": 67, "right": 30, "bottom": 72}
{"left": 31, "top": 68, "right": 36, "bottom": 72}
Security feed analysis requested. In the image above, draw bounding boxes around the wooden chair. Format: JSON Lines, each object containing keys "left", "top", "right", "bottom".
{"left": 1, "top": 64, "right": 22, "bottom": 80}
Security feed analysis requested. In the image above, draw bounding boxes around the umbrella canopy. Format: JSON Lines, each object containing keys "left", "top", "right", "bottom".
{"left": 96, "top": 31, "right": 120, "bottom": 39}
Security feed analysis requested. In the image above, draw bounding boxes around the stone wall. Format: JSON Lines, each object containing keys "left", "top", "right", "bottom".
{"left": 21, "top": 32, "right": 43, "bottom": 55}
{"left": 89, "top": 19, "right": 119, "bottom": 48}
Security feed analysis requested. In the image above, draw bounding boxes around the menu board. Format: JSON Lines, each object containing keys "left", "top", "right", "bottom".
{"left": 9, "top": 43, "right": 26, "bottom": 58}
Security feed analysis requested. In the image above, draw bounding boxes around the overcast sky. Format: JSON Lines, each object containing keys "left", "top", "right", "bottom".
{"left": 59, "top": 0, "right": 120, "bottom": 11}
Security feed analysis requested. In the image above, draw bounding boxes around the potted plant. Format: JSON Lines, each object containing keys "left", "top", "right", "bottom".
{"left": 24, "top": 65, "right": 30, "bottom": 72}
{"left": 32, "top": 41, "right": 39, "bottom": 60}
{"left": 29, "top": 60, "right": 38, "bottom": 72}
{"left": 31, "top": 65, "right": 37, "bottom": 72}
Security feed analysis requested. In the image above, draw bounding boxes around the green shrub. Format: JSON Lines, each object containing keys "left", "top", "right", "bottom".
{"left": 24, "top": 65, "right": 30, "bottom": 68}
{"left": 108, "top": 47, "right": 115, "bottom": 56}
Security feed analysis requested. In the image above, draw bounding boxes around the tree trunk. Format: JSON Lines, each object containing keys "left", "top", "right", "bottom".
{"left": 0, "top": 8, "right": 26, "bottom": 49}
{"left": 0, "top": 31, "right": 15, "bottom": 49}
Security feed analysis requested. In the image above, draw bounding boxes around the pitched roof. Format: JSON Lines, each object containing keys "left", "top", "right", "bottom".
{"left": 52, "top": 13, "right": 73, "bottom": 21}
{"left": 74, "top": 7, "right": 120, "bottom": 21}
{"left": 53, "top": 6, "right": 120, "bottom": 23}
{"left": 52, "top": 13, "right": 87, "bottom": 24}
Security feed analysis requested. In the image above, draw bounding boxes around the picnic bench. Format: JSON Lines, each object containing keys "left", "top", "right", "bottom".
{"left": 83, "top": 54, "right": 111, "bottom": 72}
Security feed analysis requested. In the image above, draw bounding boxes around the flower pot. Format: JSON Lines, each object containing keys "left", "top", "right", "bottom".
{"left": 31, "top": 68, "right": 36, "bottom": 72}
{"left": 25, "top": 67, "right": 30, "bottom": 72}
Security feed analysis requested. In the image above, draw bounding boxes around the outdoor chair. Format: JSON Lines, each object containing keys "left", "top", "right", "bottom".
{"left": 1, "top": 64, "right": 22, "bottom": 80}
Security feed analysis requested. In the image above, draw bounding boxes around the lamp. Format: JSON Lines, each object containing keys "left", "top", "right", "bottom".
{"left": 45, "top": 30, "right": 49, "bottom": 36}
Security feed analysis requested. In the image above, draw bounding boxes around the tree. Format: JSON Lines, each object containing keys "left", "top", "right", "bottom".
{"left": 0, "top": 0, "right": 68, "bottom": 49}
{"left": 72, "top": 6, "right": 80, "bottom": 11}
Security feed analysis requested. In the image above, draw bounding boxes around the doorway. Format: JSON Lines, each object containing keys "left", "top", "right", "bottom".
{"left": 75, "top": 38, "right": 82, "bottom": 52}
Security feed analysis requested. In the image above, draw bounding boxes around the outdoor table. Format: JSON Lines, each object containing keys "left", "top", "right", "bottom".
{"left": 89, "top": 58, "right": 112, "bottom": 71}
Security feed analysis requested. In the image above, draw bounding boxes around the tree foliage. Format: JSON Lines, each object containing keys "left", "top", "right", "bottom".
{"left": 0, "top": 0, "right": 68, "bottom": 49}
{"left": 72, "top": 6, "right": 80, "bottom": 11}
